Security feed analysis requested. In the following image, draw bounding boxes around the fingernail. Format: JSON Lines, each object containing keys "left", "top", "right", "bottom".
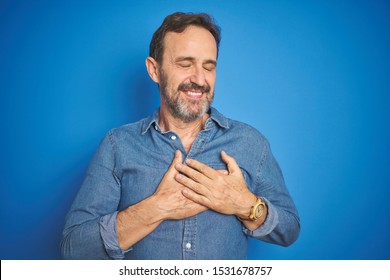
{"left": 176, "top": 163, "right": 182, "bottom": 169}
{"left": 186, "top": 158, "right": 192, "bottom": 164}
{"left": 176, "top": 174, "right": 182, "bottom": 180}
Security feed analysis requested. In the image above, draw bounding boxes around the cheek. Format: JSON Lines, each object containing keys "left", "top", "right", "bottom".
{"left": 206, "top": 72, "right": 216, "bottom": 86}
{"left": 163, "top": 77, "right": 179, "bottom": 92}
{"left": 169, "top": 74, "right": 188, "bottom": 89}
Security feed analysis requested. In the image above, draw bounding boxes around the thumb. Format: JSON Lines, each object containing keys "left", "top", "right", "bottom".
{"left": 221, "top": 151, "right": 240, "bottom": 175}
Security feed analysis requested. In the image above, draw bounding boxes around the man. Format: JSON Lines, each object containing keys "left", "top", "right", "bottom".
{"left": 61, "top": 12, "right": 300, "bottom": 260}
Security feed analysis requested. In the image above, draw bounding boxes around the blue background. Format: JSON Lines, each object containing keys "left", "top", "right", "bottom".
{"left": 1, "top": 0, "right": 389, "bottom": 260}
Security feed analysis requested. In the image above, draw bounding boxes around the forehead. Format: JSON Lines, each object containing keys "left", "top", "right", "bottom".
{"left": 163, "top": 25, "right": 217, "bottom": 60}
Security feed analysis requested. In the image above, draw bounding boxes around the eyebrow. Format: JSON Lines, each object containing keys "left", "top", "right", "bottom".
{"left": 174, "top": 56, "right": 217, "bottom": 66}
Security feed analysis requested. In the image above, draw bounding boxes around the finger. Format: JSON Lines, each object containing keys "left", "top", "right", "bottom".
{"left": 182, "top": 188, "right": 211, "bottom": 208}
{"left": 221, "top": 151, "right": 240, "bottom": 175}
{"left": 184, "top": 158, "right": 219, "bottom": 179}
{"left": 217, "top": 169, "right": 229, "bottom": 175}
{"left": 166, "top": 150, "right": 182, "bottom": 176}
{"left": 176, "top": 162, "right": 212, "bottom": 185}
{"left": 175, "top": 173, "right": 210, "bottom": 196}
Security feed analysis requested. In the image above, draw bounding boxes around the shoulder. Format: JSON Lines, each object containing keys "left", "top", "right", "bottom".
{"left": 229, "top": 118, "right": 271, "bottom": 156}
{"left": 94, "top": 114, "right": 154, "bottom": 153}
{"left": 219, "top": 111, "right": 270, "bottom": 148}
{"left": 108, "top": 112, "right": 156, "bottom": 138}
{"left": 229, "top": 118, "right": 267, "bottom": 139}
{"left": 211, "top": 107, "right": 271, "bottom": 155}
{"left": 110, "top": 120, "right": 143, "bottom": 136}
{"left": 211, "top": 107, "right": 266, "bottom": 139}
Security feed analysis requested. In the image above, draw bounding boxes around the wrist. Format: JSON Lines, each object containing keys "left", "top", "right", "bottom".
{"left": 142, "top": 194, "right": 168, "bottom": 223}
{"left": 116, "top": 195, "right": 164, "bottom": 250}
{"left": 122, "top": 195, "right": 165, "bottom": 226}
{"left": 236, "top": 193, "right": 257, "bottom": 221}
{"left": 236, "top": 194, "right": 267, "bottom": 222}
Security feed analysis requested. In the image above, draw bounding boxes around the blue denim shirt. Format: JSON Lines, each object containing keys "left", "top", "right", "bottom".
{"left": 61, "top": 107, "right": 300, "bottom": 259}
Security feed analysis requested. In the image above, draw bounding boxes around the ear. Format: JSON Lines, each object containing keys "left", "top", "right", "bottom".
{"left": 145, "top": 57, "right": 160, "bottom": 83}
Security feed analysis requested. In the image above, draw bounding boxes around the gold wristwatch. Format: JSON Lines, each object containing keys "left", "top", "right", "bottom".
{"left": 249, "top": 197, "right": 266, "bottom": 221}
{"left": 238, "top": 196, "right": 266, "bottom": 221}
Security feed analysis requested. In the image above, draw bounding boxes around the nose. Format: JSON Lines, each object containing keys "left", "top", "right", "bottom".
{"left": 189, "top": 65, "right": 206, "bottom": 86}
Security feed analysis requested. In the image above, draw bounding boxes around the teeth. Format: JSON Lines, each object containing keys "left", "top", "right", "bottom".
{"left": 187, "top": 91, "right": 202, "bottom": 96}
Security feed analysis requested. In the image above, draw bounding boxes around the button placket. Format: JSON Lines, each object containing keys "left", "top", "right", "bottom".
{"left": 182, "top": 217, "right": 196, "bottom": 260}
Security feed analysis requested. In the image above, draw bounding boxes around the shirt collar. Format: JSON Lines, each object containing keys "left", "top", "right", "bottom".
{"left": 141, "top": 107, "right": 229, "bottom": 135}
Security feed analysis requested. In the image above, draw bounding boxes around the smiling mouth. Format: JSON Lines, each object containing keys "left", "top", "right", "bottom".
{"left": 178, "top": 83, "right": 210, "bottom": 98}
{"left": 180, "top": 90, "right": 205, "bottom": 100}
{"left": 185, "top": 91, "right": 203, "bottom": 96}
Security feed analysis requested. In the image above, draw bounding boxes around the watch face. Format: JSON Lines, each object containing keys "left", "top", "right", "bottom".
{"left": 255, "top": 204, "right": 264, "bottom": 218}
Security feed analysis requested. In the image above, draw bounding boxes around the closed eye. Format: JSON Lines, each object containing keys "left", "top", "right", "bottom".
{"left": 178, "top": 63, "right": 192, "bottom": 68}
{"left": 203, "top": 63, "right": 216, "bottom": 72}
{"left": 204, "top": 64, "right": 216, "bottom": 71}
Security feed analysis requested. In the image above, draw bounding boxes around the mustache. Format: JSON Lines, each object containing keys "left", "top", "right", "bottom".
{"left": 178, "top": 82, "right": 210, "bottom": 93}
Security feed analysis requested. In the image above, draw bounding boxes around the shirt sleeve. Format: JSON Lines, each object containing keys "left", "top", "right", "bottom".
{"left": 99, "top": 212, "right": 132, "bottom": 259}
{"left": 243, "top": 139, "right": 300, "bottom": 246}
{"left": 242, "top": 197, "right": 279, "bottom": 237}
{"left": 61, "top": 131, "right": 127, "bottom": 259}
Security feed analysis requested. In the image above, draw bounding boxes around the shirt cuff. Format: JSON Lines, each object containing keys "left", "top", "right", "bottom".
{"left": 99, "top": 212, "right": 132, "bottom": 259}
{"left": 242, "top": 197, "right": 279, "bottom": 238}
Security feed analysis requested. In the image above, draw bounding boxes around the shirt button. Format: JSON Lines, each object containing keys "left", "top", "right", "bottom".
{"left": 170, "top": 135, "right": 177, "bottom": 140}
{"left": 185, "top": 243, "right": 191, "bottom": 249}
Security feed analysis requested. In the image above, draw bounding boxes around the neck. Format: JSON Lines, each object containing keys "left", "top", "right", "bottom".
{"left": 158, "top": 107, "right": 209, "bottom": 152}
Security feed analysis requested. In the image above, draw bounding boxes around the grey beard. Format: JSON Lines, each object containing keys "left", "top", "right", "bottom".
{"left": 161, "top": 90, "right": 211, "bottom": 122}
